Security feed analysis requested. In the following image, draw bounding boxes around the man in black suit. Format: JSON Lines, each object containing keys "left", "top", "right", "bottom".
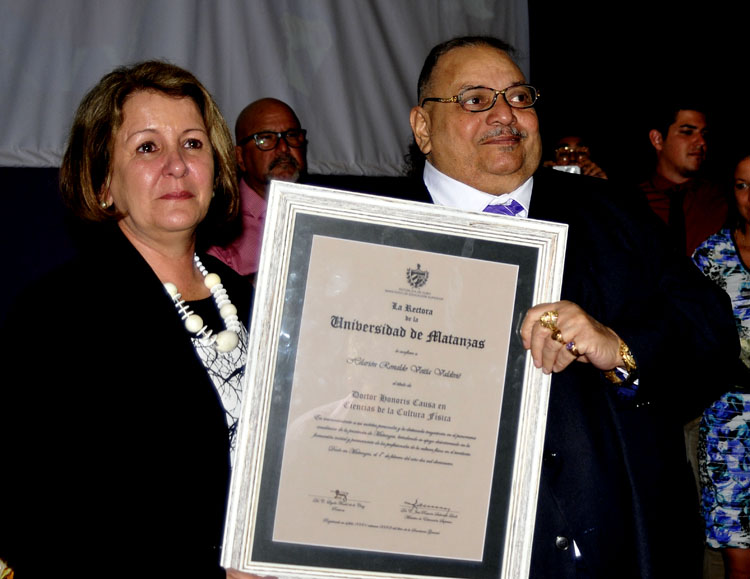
{"left": 407, "top": 35, "right": 737, "bottom": 578}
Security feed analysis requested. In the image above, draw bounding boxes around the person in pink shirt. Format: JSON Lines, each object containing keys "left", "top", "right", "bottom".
{"left": 208, "top": 98, "right": 307, "bottom": 279}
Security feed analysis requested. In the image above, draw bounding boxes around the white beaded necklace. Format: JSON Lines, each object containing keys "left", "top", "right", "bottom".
{"left": 164, "top": 254, "right": 241, "bottom": 352}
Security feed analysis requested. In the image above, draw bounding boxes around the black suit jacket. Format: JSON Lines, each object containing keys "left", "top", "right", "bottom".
{"left": 1, "top": 225, "right": 253, "bottom": 578}
{"left": 409, "top": 167, "right": 737, "bottom": 578}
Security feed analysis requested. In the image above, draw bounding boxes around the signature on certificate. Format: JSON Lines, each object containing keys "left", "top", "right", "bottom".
{"left": 402, "top": 498, "right": 459, "bottom": 523}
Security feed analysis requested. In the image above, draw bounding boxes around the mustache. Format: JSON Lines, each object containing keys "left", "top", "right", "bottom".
{"left": 269, "top": 153, "right": 301, "bottom": 172}
{"left": 479, "top": 126, "right": 525, "bottom": 144}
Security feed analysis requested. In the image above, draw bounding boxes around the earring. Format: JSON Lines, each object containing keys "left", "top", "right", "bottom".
{"left": 100, "top": 200, "right": 109, "bottom": 208}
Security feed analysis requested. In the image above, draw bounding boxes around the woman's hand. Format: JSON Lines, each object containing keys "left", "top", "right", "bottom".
{"left": 226, "top": 568, "right": 276, "bottom": 579}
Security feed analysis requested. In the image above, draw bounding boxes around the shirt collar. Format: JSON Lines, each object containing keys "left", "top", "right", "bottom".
{"left": 239, "top": 177, "right": 267, "bottom": 217}
{"left": 423, "top": 161, "right": 532, "bottom": 217}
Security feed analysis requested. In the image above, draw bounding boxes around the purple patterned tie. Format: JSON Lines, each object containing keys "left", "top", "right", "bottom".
{"left": 483, "top": 198, "right": 525, "bottom": 216}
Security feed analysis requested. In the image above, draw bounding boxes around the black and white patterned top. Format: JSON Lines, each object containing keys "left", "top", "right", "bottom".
{"left": 188, "top": 296, "right": 249, "bottom": 464}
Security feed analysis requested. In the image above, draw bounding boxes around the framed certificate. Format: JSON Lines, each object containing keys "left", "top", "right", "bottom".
{"left": 223, "top": 182, "right": 567, "bottom": 578}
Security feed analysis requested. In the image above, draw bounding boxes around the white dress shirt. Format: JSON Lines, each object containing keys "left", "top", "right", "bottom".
{"left": 423, "top": 160, "right": 533, "bottom": 218}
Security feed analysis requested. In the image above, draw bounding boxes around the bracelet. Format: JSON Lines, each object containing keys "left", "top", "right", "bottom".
{"left": 603, "top": 340, "right": 637, "bottom": 385}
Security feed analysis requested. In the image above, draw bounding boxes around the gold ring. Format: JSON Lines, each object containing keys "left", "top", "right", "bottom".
{"left": 565, "top": 341, "right": 581, "bottom": 357}
{"left": 540, "top": 310, "right": 559, "bottom": 330}
{"left": 550, "top": 329, "right": 565, "bottom": 344}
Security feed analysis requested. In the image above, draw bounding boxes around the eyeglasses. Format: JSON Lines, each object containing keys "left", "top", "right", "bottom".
{"left": 554, "top": 144, "right": 590, "bottom": 165}
{"left": 421, "top": 84, "right": 539, "bottom": 112}
{"left": 238, "top": 129, "right": 307, "bottom": 151}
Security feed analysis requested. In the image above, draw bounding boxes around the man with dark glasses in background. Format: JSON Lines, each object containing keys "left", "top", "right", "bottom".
{"left": 209, "top": 98, "right": 307, "bottom": 279}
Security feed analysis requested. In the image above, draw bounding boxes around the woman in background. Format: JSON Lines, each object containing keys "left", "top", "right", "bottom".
{"left": 693, "top": 150, "right": 750, "bottom": 579}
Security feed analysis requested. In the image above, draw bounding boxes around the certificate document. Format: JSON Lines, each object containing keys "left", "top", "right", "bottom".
{"left": 223, "top": 182, "right": 567, "bottom": 579}
{"left": 274, "top": 235, "right": 518, "bottom": 560}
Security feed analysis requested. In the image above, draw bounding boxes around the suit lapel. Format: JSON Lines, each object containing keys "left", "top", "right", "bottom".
{"left": 527, "top": 169, "right": 569, "bottom": 223}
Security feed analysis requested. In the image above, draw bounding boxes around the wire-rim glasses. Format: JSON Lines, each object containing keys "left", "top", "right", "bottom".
{"left": 421, "top": 84, "right": 539, "bottom": 113}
